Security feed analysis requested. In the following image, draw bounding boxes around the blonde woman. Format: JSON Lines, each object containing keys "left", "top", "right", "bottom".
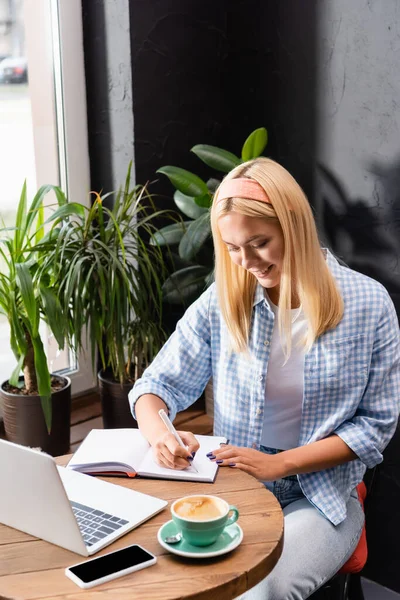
{"left": 129, "top": 158, "right": 400, "bottom": 599}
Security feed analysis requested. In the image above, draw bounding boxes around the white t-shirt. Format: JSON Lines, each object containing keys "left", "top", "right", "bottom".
{"left": 260, "top": 295, "right": 307, "bottom": 450}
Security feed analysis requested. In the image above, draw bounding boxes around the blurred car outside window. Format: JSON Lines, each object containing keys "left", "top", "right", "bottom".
{"left": 0, "top": 56, "right": 28, "bottom": 84}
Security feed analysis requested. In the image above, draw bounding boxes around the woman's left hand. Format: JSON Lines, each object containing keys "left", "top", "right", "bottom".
{"left": 210, "top": 444, "right": 285, "bottom": 481}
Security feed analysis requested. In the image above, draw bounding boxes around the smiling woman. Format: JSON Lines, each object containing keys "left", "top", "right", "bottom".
{"left": 218, "top": 214, "right": 285, "bottom": 306}
{"left": 211, "top": 159, "right": 343, "bottom": 358}
{"left": 130, "top": 156, "right": 400, "bottom": 599}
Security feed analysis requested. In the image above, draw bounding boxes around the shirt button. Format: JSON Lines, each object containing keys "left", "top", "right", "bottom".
{"left": 264, "top": 340, "right": 270, "bottom": 346}
{"left": 256, "top": 408, "right": 262, "bottom": 415}
{"left": 252, "top": 443, "right": 257, "bottom": 449}
{"left": 258, "top": 375, "right": 263, "bottom": 381}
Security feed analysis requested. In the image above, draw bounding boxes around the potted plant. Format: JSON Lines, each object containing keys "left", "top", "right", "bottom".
{"left": 45, "top": 163, "right": 172, "bottom": 428}
{"left": 0, "top": 183, "right": 73, "bottom": 456}
{"left": 152, "top": 128, "right": 269, "bottom": 417}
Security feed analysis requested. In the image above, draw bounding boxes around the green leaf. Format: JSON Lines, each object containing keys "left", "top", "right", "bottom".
{"left": 206, "top": 178, "right": 221, "bottom": 193}
{"left": 45, "top": 202, "right": 86, "bottom": 224}
{"left": 38, "top": 227, "right": 61, "bottom": 246}
{"left": 10, "top": 298, "right": 28, "bottom": 355}
{"left": 149, "top": 221, "right": 188, "bottom": 246}
{"left": 194, "top": 193, "right": 212, "bottom": 209}
{"left": 23, "top": 184, "right": 54, "bottom": 237}
{"left": 15, "top": 263, "right": 38, "bottom": 337}
{"left": 179, "top": 212, "right": 211, "bottom": 262}
{"left": 95, "top": 195, "right": 105, "bottom": 239}
{"left": 162, "top": 266, "right": 211, "bottom": 305}
{"left": 31, "top": 335, "right": 52, "bottom": 432}
{"left": 35, "top": 204, "right": 45, "bottom": 245}
{"left": 174, "top": 190, "right": 208, "bottom": 219}
{"left": 241, "top": 127, "right": 268, "bottom": 162}
{"left": 50, "top": 185, "right": 67, "bottom": 207}
{"left": 9, "top": 355, "right": 24, "bottom": 387}
{"left": 40, "top": 286, "right": 65, "bottom": 349}
{"left": 13, "top": 180, "right": 27, "bottom": 255}
{"left": 157, "top": 166, "right": 209, "bottom": 197}
{"left": 191, "top": 144, "right": 241, "bottom": 173}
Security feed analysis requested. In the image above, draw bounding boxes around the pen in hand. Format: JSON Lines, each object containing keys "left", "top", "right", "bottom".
{"left": 158, "top": 409, "right": 198, "bottom": 473}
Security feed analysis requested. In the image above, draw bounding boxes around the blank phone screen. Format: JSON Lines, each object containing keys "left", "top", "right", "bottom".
{"left": 69, "top": 545, "right": 154, "bottom": 583}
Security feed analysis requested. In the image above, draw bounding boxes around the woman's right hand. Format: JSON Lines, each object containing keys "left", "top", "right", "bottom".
{"left": 152, "top": 430, "right": 200, "bottom": 470}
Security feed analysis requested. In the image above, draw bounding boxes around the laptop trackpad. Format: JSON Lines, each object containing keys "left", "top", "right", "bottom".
{"left": 58, "top": 466, "right": 167, "bottom": 523}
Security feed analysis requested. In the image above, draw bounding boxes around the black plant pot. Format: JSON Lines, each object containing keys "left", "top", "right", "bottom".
{"left": 0, "top": 375, "right": 71, "bottom": 457}
{"left": 98, "top": 370, "right": 138, "bottom": 429}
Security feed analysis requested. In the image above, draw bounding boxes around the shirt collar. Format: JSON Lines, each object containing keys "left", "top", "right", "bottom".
{"left": 253, "top": 283, "right": 265, "bottom": 307}
{"left": 324, "top": 248, "right": 342, "bottom": 274}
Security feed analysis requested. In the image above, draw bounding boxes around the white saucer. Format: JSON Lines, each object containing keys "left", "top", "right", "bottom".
{"left": 157, "top": 519, "right": 243, "bottom": 559}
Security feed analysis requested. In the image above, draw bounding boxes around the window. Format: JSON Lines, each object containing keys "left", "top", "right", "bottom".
{"left": 0, "top": 0, "right": 95, "bottom": 395}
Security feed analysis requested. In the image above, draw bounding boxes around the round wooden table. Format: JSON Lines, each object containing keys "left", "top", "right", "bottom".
{"left": 0, "top": 455, "right": 284, "bottom": 600}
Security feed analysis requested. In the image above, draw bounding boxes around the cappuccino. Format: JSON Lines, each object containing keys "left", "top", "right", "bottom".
{"left": 171, "top": 494, "right": 240, "bottom": 546}
{"left": 174, "top": 496, "right": 224, "bottom": 521}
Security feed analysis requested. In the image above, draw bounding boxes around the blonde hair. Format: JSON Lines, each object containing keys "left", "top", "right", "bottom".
{"left": 210, "top": 157, "right": 344, "bottom": 356}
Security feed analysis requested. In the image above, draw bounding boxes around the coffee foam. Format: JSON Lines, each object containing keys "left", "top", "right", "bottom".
{"left": 174, "top": 496, "right": 224, "bottom": 521}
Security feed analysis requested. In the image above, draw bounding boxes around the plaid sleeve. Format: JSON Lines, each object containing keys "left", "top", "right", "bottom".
{"left": 128, "top": 286, "right": 213, "bottom": 423}
{"left": 335, "top": 293, "right": 400, "bottom": 468}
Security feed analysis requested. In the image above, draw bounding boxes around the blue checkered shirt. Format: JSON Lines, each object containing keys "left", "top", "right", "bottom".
{"left": 130, "top": 251, "right": 400, "bottom": 525}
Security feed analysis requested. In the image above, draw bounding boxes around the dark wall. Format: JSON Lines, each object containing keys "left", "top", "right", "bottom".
{"left": 129, "top": 0, "right": 317, "bottom": 206}
{"left": 82, "top": 0, "right": 113, "bottom": 194}
{"left": 314, "top": 2, "right": 400, "bottom": 319}
{"left": 363, "top": 421, "right": 400, "bottom": 593}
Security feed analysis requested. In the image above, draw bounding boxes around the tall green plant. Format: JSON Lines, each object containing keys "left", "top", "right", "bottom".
{"left": 0, "top": 183, "right": 70, "bottom": 431}
{"left": 42, "top": 164, "right": 172, "bottom": 386}
{"left": 152, "top": 127, "right": 268, "bottom": 305}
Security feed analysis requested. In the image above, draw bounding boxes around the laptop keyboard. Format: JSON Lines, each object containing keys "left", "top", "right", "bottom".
{"left": 70, "top": 501, "right": 129, "bottom": 546}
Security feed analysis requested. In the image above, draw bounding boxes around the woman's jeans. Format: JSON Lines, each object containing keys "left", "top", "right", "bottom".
{"left": 235, "top": 446, "right": 365, "bottom": 600}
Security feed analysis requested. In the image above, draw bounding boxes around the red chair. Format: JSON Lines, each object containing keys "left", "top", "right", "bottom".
{"left": 339, "top": 481, "right": 367, "bottom": 599}
{"left": 340, "top": 482, "right": 368, "bottom": 574}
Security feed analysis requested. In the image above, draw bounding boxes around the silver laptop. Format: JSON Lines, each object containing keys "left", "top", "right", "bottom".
{"left": 0, "top": 438, "right": 167, "bottom": 556}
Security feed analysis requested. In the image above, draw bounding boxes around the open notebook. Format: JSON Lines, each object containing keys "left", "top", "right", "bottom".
{"left": 67, "top": 429, "right": 226, "bottom": 483}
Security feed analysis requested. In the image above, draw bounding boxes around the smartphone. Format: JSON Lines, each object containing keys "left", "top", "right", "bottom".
{"left": 65, "top": 544, "right": 157, "bottom": 589}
